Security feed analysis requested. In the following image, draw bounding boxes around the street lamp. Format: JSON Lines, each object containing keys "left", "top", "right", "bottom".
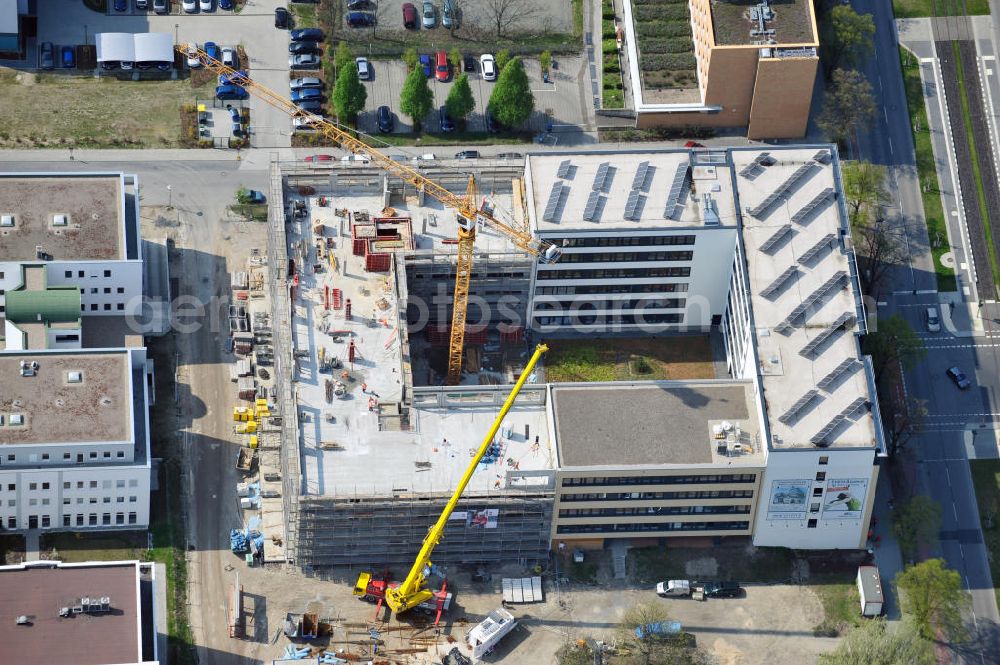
{"left": 166, "top": 185, "right": 173, "bottom": 208}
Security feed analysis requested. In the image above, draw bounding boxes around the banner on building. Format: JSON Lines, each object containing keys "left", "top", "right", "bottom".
{"left": 821, "top": 478, "right": 867, "bottom": 520}
{"left": 449, "top": 508, "right": 500, "bottom": 529}
{"left": 766, "top": 480, "right": 811, "bottom": 520}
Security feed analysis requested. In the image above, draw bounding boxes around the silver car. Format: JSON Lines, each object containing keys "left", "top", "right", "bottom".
{"left": 422, "top": 1, "right": 436, "bottom": 28}
{"left": 290, "top": 76, "right": 323, "bottom": 90}
{"left": 290, "top": 54, "right": 321, "bottom": 69}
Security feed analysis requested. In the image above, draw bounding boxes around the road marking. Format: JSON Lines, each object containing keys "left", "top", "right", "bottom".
{"left": 923, "top": 343, "right": 1000, "bottom": 349}
{"left": 954, "top": 503, "right": 960, "bottom": 520}
{"left": 947, "top": 467, "right": 952, "bottom": 488}
{"left": 921, "top": 57, "right": 935, "bottom": 63}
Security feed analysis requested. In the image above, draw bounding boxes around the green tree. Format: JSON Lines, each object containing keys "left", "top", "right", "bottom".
{"left": 496, "top": 48, "right": 512, "bottom": 72}
{"left": 618, "top": 602, "right": 712, "bottom": 665}
{"left": 334, "top": 41, "right": 352, "bottom": 75}
{"left": 399, "top": 68, "right": 434, "bottom": 130}
{"left": 821, "top": 5, "right": 875, "bottom": 78}
{"left": 403, "top": 47, "right": 419, "bottom": 72}
{"left": 819, "top": 618, "right": 934, "bottom": 665}
{"left": 332, "top": 56, "right": 368, "bottom": 123}
{"left": 489, "top": 57, "right": 534, "bottom": 128}
{"left": 842, "top": 160, "right": 889, "bottom": 226}
{"left": 817, "top": 69, "right": 876, "bottom": 145}
{"left": 895, "top": 559, "right": 970, "bottom": 642}
{"left": 449, "top": 47, "right": 463, "bottom": 72}
{"left": 892, "top": 496, "right": 943, "bottom": 559}
{"left": 235, "top": 186, "right": 251, "bottom": 205}
{"left": 862, "top": 313, "right": 926, "bottom": 385}
{"left": 446, "top": 74, "right": 476, "bottom": 124}
{"left": 540, "top": 50, "right": 552, "bottom": 73}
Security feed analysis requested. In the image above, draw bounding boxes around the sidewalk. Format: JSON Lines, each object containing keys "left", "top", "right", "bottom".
{"left": 871, "top": 467, "right": 906, "bottom": 619}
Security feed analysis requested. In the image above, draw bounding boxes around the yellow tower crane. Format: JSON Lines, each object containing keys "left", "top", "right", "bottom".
{"left": 185, "top": 47, "right": 561, "bottom": 384}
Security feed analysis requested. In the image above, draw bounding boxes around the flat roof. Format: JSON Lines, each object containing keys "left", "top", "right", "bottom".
{"left": 733, "top": 147, "right": 877, "bottom": 450}
{"left": 0, "top": 174, "right": 125, "bottom": 261}
{"left": 552, "top": 381, "right": 763, "bottom": 467}
{"left": 527, "top": 152, "right": 738, "bottom": 232}
{"left": 0, "top": 561, "right": 141, "bottom": 665}
{"left": 710, "top": 0, "right": 817, "bottom": 46}
{"left": 0, "top": 350, "right": 131, "bottom": 446}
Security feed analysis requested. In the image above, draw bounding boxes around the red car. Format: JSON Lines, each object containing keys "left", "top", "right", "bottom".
{"left": 684, "top": 140, "right": 705, "bottom": 148}
{"left": 435, "top": 50, "right": 449, "bottom": 82}
{"left": 304, "top": 154, "right": 334, "bottom": 162}
{"left": 402, "top": 2, "right": 417, "bottom": 29}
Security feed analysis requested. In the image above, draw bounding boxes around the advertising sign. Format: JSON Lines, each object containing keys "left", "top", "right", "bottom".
{"left": 766, "top": 480, "right": 811, "bottom": 520}
{"left": 449, "top": 508, "right": 499, "bottom": 529}
{"left": 821, "top": 478, "right": 868, "bottom": 520}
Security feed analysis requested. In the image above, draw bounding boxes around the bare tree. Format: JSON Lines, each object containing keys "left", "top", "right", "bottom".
{"left": 882, "top": 397, "right": 927, "bottom": 458}
{"left": 852, "top": 215, "right": 908, "bottom": 297}
{"left": 482, "top": 0, "right": 539, "bottom": 39}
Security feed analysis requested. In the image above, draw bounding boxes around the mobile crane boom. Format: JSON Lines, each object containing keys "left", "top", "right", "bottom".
{"left": 183, "top": 47, "right": 560, "bottom": 384}
{"left": 383, "top": 343, "right": 548, "bottom": 613}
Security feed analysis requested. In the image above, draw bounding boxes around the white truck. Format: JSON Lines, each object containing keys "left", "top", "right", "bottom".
{"left": 467, "top": 608, "right": 517, "bottom": 659}
{"left": 856, "top": 565, "right": 884, "bottom": 617}
{"left": 655, "top": 580, "right": 692, "bottom": 597}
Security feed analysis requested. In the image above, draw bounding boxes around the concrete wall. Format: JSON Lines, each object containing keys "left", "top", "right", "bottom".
{"left": 702, "top": 48, "right": 759, "bottom": 125}
{"left": 748, "top": 57, "right": 819, "bottom": 139}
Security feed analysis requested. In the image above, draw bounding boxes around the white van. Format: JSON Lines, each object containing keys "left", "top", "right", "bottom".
{"left": 926, "top": 306, "right": 940, "bottom": 332}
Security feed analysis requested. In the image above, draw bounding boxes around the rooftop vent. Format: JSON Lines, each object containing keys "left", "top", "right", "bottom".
{"left": 15, "top": 615, "right": 30, "bottom": 626}
{"left": 58, "top": 607, "right": 72, "bottom": 618}
{"left": 9, "top": 414, "right": 24, "bottom": 426}
{"left": 19, "top": 360, "right": 38, "bottom": 377}
{"left": 67, "top": 371, "right": 83, "bottom": 384}
{"left": 0, "top": 215, "right": 13, "bottom": 227}
{"left": 52, "top": 214, "right": 68, "bottom": 227}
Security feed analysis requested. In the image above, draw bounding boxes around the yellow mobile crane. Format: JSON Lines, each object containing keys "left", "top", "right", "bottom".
{"left": 186, "top": 47, "right": 561, "bottom": 384}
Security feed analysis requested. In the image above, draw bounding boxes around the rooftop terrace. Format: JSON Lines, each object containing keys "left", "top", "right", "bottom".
{"left": 709, "top": 0, "right": 817, "bottom": 46}
{"left": 0, "top": 174, "right": 126, "bottom": 262}
{"left": 0, "top": 350, "right": 131, "bottom": 446}
{"left": 733, "top": 147, "right": 877, "bottom": 451}
{"left": 526, "top": 152, "right": 738, "bottom": 232}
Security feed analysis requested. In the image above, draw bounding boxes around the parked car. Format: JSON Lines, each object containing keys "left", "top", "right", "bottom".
{"left": 419, "top": 54, "right": 433, "bottom": 77}
{"left": 153, "top": 0, "right": 168, "bottom": 12}
{"left": 219, "top": 70, "right": 248, "bottom": 85}
{"left": 402, "top": 2, "right": 418, "bottom": 28}
{"left": 289, "top": 41, "right": 321, "bottom": 55}
{"left": 61, "top": 46, "right": 75, "bottom": 69}
{"left": 120, "top": 60, "right": 133, "bottom": 70}
{"left": 101, "top": 61, "right": 118, "bottom": 71}
{"left": 200, "top": 0, "right": 213, "bottom": 11}
{"left": 702, "top": 582, "right": 742, "bottom": 598}
{"left": 442, "top": 0, "right": 455, "bottom": 28}
{"left": 480, "top": 53, "right": 496, "bottom": 81}
{"left": 39, "top": 42, "right": 54, "bottom": 70}
{"left": 219, "top": 0, "right": 233, "bottom": 8}
{"left": 463, "top": 53, "right": 476, "bottom": 72}
{"left": 947, "top": 366, "right": 971, "bottom": 390}
{"left": 221, "top": 46, "right": 237, "bottom": 67}
{"left": 926, "top": 306, "right": 941, "bottom": 332}
{"left": 291, "top": 88, "right": 323, "bottom": 102}
{"left": 186, "top": 43, "right": 201, "bottom": 68}
{"left": 342, "top": 154, "right": 371, "bottom": 162}
{"left": 421, "top": 0, "right": 436, "bottom": 28}
{"left": 484, "top": 109, "right": 497, "bottom": 133}
{"left": 346, "top": 11, "right": 376, "bottom": 26}
{"left": 156, "top": 61, "right": 171, "bottom": 72}
{"left": 438, "top": 106, "right": 454, "bottom": 132}
{"left": 216, "top": 84, "right": 249, "bottom": 100}
{"left": 135, "top": 0, "right": 148, "bottom": 8}
{"left": 435, "top": 50, "right": 449, "bottom": 81}
{"left": 247, "top": 190, "right": 266, "bottom": 204}
{"left": 182, "top": 0, "right": 197, "bottom": 12}
{"left": 114, "top": 0, "right": 128, "bottom": 11}
{"left": 295, "top": 99, "right": 324, "bottom": 112}
{"left": 293, "top": 115, "right": 322, "bottom": 129}
{"left": 356, "top": 56, "right": 371, "bottom": 80}
{"left": 376, "top": 105, "right": 393, "bottom": 133}
{"left": 684, "top": 140, "right": 705, "bottom": 148}
{"left": 290, "top": 77, "right": 323, "bottom": 90}
{"left": 635, "top": 621, "right": 682, "bottom": 640}
{"left": 275, "top": 6, "right": 291, "bottom": 28}
{"left": 229, "top": 107, "right": 242, "bottom": 123}
{"left": 454, "top": 150, "right": 480, "bottom": 159}
{"left": 655, "top": 580, "right": 691, "bottom": 598}
{"left": 290, "top": 53, "right": 321, "bottom": 69}
{"left": 204, "top": 42, "right": 219, "bottom": 61}
{"left": 291, "top": 28, "right": 325, "bottom": 41}
{"left": 347, "top": 0, "right": 371, "bottom": 7}
{"left": 304, "top": 154, "right": 334, "bottom": 162}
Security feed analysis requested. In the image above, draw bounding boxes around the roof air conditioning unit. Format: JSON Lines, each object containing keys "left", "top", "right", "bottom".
{"left": 67, "top": 371, "right": 83, "bottom": 384}
{"left": 58, "top": 607, "right": 72, "bottom": 617}
{"left": 0, "top": 215, "right": 13, "bottom": 227}
{"left": 9, "top": 414, "right": 23, "bottom": 426}
{"left": 52, "top": 214, "right": 68, "bottom": 227}
{"left": 16, "top": 616, "right": 30, "bottom": 625}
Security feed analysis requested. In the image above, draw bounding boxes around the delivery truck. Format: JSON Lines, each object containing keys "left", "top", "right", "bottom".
{"left": 856, "top": 565, "right": 884, "bottom": 617}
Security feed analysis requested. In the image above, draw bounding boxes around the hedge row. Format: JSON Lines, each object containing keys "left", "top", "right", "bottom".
{"left": 604, "top": 59, "right": 620, "bottom": 73}
{"left": 603, "top": 38, "right": 618, "bottom": 54}
{"left": 637, "top": 21, "right": 691, "bottom": 38}
{"left": 602, "top": 7, "right": 616, "bottom": 20}
{"left": 639, "top": 37, "right": 693, "bottom": 54}
{"left": 639, "top": 52, "right": 697, "bottom": 70}
{"left": 635, "top": 4, "right": 689, "bottom": 20}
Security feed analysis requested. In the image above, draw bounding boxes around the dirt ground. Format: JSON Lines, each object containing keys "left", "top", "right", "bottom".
{"left": 543, "top": 336, "right": 717, "bottom": 383}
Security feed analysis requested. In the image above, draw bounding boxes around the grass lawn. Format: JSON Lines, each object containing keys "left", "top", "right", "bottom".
{"left": 0, "top": 70, "right": 213, "bottom": 148}
{"left": 810, "top": 575, "right": 863, "bottom": 636}
{"left": 40, "top": 532, "right": 145, "bottom": 562}
{"left": 544, "top": 337, "right": 715, "bottom": 383}
{"left": 893, "top": 0, "right": 990, "bottom": 16}
{"left": 0, "top": 533, "right": 25, "bottom": 564}
{"left": 628, "top": 545, "right": 796, "bottom": 585}
{"left": 899, "top": 47, "right": 958, "bottom": 292}
{"left": 969, "top": 459, "right": 1000, "bottom": 609}
{"left": 289, "top": 2, "right": 318, "bottom": 27}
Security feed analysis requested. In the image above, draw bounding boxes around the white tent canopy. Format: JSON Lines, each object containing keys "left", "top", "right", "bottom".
{"left": 134, "top": 32, "right": 172, "bottom": 63}
{"left": 95, "top": 32, "right": 134, "bottom": 63}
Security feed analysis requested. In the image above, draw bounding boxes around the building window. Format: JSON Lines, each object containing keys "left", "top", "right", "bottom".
{"left": 7, "top": 499, "right": 14, "bottom": 507}
{"left": 102, "top": 480, "right": 111, "bottom": 489}
{"left": 89, "top": 514, "right": 97, "bottom": 525}
{"left": 90, "top": 288, "right": 97, "bottom": 294}
{"left": 41, "top": 498, "right": 49, "bottom": 506}
{"left": 29, "top": 483, "right": 36, "bottom": 491}
{"left": 64, "top": 453, "right": 71, "bottom": 460}
{"left": 41, "top": 516, "right": 50, "bottom": 528}
{"left": 116, "top": 513, "right": 124, "bottom": 525}
{"left": 63, "top": 482, "right": 70, "bottom": 489}
{"left": 103, "top": 497, "right": 111, "bottom": 503}
{"left": 819, "top": 456, "right": 829, "bottom": 465}
{"left": 76, "top": 514, "right": 84, "bottom": 526}
{"left": 103, "top": 303, "right": 111, "bottom": 311}
{"left": 89, "top": 480, "right": 97, "bottom": 488}
{"left": 815, "top": 472, "right": 826, "bottom": 481}
{"left": 103, "top": 452, "right": 111, "bottom": 458}
{"left": 65, "top": 270, "right": 73, "bottom": 278}
{"left": 5, "top": 484, "right": 12, "bottom": 491}
{"left": 41, "top": 454, "right": 49, "bottom": 461}
{"left": 103, "top": 270, "right": 111, "bottom": 278}
{"left": 6, "top": 454, "right": 13, "bottom": 461}
{"left": 128, "top": 480, "right": 138, "bottom": 488}
{"left": 807, "top": 519, "right": 818, "bottom": 528}
{"left": 63, "top": 514, "right": 71, "bottom": 527}
{"left": 63, "top": 498, "right": 71, "bottom": 505}
{"left": 116, "top": 480, "right": 125, "bottom": 488}
{"left": 810, "top": 502, "right": 820, "bottom": 513}
{"left": 78, "top": 270, "right": 84, "bottom": 278}
{"left": 103, "top": 287, "right": 111, "bottom": 294}
{"left": 102, "top": 513, "right": 110, "bottom": 525}
{"left": 129, "top": 496, "right": 137, "bottom": 502}
{"left": 77, "top": 481, "right": 84, "bottom": 489}
{"left": 89, "top": 498, "right": 97, "bottom": 504}
{"left": 116, "top": 451, "right": 125, "bottom": 458}
{"left": 117, "top": 287, "right": 125, "bottom": 294}
{"left": 116, "top": 303, "right": 125, "bottom": 311}
{"left": 812, "top": 487, "right": 823, "bottom": 497}
{"left": 128, "top": 512, "right": 137, "bottom": 525}
{"left": 29, "top": 499, "right": 37, "bottom": 506}
{"left": 90, "top": 304, "right": 98, "bottom": 311}
{"left": 8, "top": 517, "right": 15, "bottom": 529}
{"left": 41, "top": 482, "right": 49, "bottom": 490}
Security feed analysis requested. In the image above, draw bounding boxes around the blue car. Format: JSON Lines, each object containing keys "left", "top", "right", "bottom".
{"left": 218, "top": 70, "right": 248, "bottom": 85}
{"left": 216, "top": 84, "right": 249, "bottom": 100}
{"left": 294, "top": 99, "right": 323, "bottom": 113}
{"left": 204, "top": 41, "right": 219, "bottom": 61}
{"left": 61, "top": 46, "right": 75, "bottom": 68}
{"left": 113, "top": 0, "right": 128, "bottom": 10}
{"left": 291, "top": 28, "right": 325, "bottom": 42}
{"left": 419, "top": 54, "right": 432, "bottom": 77}
{"left": 219, "top": 0, "right": 232, "bottom": 8}
{"left": 229, "top": 107, "right": 241, "bottom": 123}
{"left": 291, "top": 88, "right": 322, "bottom": 102}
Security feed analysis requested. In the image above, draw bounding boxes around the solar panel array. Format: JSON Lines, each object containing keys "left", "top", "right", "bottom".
{"left": 810, "top": 415, "right": 845, "bottom": 445}
{"left": 760, "top": 265, "right": 799, "bottom": 299}
{"left": 759, "top": 224, "right": 794, "bottom": 254}
{"left": 817, "top": 358, "right": 861, "bottom": 391}
{"left": 790, "top": 188, "right": 835, "bottom": 225}
{"left": 775, "top": 271, "right": 849, "bottom": 333}
{"left": 749, "top": 163, "right": 816, "bottom": 219}
{"left": 624, "top": 190, "right": 646, "bottom": 220}
{"left": 813, "top": 150, "right": 832, "bottom": 164}
{"left": 739, "top": 152, "right": 772, "bottom": 179}
{"left": 799, "top": 233, "right": 837, "bottom": 265}
{"left": 592, "top": 162, "right": 612, "bottom": 191}
{"left": 663, "top": 164, "right": 690, "bottom": 220}
{"left": 542, "top": 182, "right": 565, "bottom": 222}
{"left": 582, "top": 190, "right": 603, "bottom": 222}
{"left": 778, "top": 389, "right": 822, "bottom": 425}
{"left": 557, "top": 159, "right": 573, "bottom": 179}
{"left": 839, "top": 396, "right": 869, "bottom": 419}
{"left": 632, "top": 161, "right": 652, "bottom": 191}
{"left": 799, "top": 312, "right": 855, "bottom": 358}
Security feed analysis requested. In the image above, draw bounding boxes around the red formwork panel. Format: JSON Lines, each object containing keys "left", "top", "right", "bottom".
{"left": 365, "top": 253, "right": 391, "bottom": 272}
